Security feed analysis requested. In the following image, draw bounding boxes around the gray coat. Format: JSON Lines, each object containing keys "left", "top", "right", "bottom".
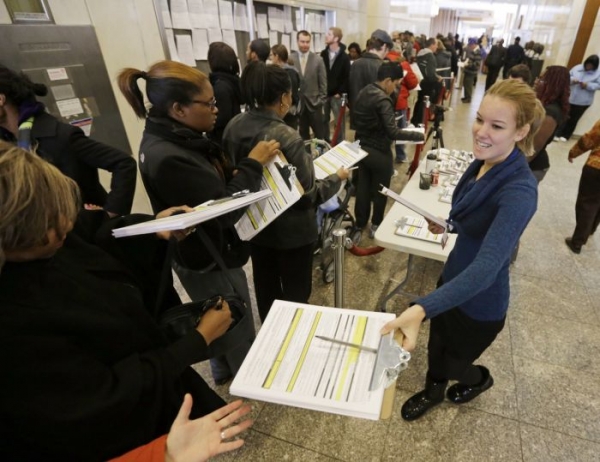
{"left": 290, "top": 51, "right": 327, "bottom": 112}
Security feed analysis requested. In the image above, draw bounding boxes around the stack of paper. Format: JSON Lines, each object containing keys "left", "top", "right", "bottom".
{"left": 230, "top": 300, "right": 396, "bottom": 420}
{"left": 313, "top": 140, "right": 368, "bottom": 180}
{"left": 394, "top": 216, "right": 443, "bottom": 244}
{"left": 112, "top": 190, "right": 272, "bottom": 238}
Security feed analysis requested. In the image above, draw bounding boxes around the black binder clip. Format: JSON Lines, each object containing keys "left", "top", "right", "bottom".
{"left": 275, "top": 162, "right": 293, "bottom": 190}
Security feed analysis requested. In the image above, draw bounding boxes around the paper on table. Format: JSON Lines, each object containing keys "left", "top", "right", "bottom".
{"left": 313, "top": 140, "right": 368, "bottom": 180}
{"left": 192, "top": 29, "right": 209, "bottom": 60}
{"left": 218, "top": 0, "right": 234, "bottom": 30}
{"left": 379, "top": 186, "right": 448, "bottom": 229}
{"left": 112, "top": 190, "right": 272, "bottom": 238}
{"left": 394, "top": 216, "right": 443, "bottom": 244}
{"left": 230, "top": 300, "right": 396, "bottom": 420}
{"left": 175, "top": 34, "right": 196, "bottom": 67}
{"left": 235, "top": 154, "right": 303, "bottom": 241}
{"left": 395, "top": 126, "right": 425, "bottom": 145}
{"left": 170, "top": 0, "right": 192, "bottom": 29}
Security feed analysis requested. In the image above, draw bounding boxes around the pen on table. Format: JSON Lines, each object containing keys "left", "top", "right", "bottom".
{"left": 347, "top": 166, "right": 359, "bottom": 171}
{"left": 315, "top": 335, "right": 378, "bottom": 353}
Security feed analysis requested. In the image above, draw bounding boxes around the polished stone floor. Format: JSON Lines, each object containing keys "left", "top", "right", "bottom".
{"left": 197, "top": 79, "right": 600, "bottom": 462}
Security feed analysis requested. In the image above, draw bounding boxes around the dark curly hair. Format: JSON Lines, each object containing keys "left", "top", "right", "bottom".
{"left": 536, "top": 65, "right": 570, "bottom": 118}
{"left": 0, "top": 64, "right": 48, "bottom": 106}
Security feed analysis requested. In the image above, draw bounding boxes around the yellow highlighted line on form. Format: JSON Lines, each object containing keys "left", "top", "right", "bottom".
{"left": 263, "top": 308, "right": 303, "bottom": 389}
{"left": 334, "top": 316, "right": 367, "bottom": 400}
{"left": 245, "top": 209, "right": 258, "bottom": 230}
{"left": 286, "top": 311, "right": 322, "bottom": 393}
{"left": 264, "top": 168, "right": 285, "bottom": 207}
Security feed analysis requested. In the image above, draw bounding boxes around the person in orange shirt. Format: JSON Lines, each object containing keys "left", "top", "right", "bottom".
{"left": 386, "top": 50, "right": 419, "bottom": 163}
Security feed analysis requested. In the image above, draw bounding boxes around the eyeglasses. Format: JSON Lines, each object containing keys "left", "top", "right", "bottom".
{"left": 191, "top": 97, "right": 217, "bottom": 110}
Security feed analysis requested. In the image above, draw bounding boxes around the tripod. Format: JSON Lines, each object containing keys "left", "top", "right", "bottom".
{"left": 424, "top": 106, "right": 445, "bottom": 151}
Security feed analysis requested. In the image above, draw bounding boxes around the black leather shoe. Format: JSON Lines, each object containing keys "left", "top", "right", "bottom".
{"left": 401, "top": 377, "right": 448, "bottom": 421}
{"left": 565, "top": 238, "right": 581, "bottom": 254}
{"left": 446, "top": 366, "right": 493, "bottom": 404}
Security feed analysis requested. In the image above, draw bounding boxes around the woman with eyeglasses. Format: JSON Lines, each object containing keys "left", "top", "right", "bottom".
{"left": 118, "top": 61, "right": 280, "bottom": 384}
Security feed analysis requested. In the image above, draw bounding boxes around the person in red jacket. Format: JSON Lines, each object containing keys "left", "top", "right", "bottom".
{"left": 387, "top": 50, "right": 419, "bottom": 162}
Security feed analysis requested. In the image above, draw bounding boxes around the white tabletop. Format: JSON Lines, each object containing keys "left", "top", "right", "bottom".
{"left": 374, "top": 161, "right": 457, "bottom": 262}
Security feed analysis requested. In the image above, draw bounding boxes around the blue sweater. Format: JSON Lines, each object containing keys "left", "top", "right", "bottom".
{"left": 415, "top": 149, "right": 537, "bottom": 321}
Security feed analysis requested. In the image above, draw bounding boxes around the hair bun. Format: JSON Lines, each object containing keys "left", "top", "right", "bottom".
{"left": 32, "top": 82, "right": 48, "bottom": 97}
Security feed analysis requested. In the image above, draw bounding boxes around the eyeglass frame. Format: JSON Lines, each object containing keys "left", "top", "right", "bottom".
{"left": 191, "top": 97, "right": 217, "bottom": 110}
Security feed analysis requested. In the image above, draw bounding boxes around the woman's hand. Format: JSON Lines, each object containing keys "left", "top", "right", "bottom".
{"left": 248, "top": 140, "right": 281, "bottom": 165}
{"left": 380, "top": 304, "right": 426, "bottom": 352}
{"left": 165, "top": 394, "right": 253, "bottom": 462}
{"left": 155, "top": 206, "right": 196, "bottom": 241}
{"left": 425, "top": 217, "right": 446, "bottom": 235}
{"left": 196, "top": 300, "right": 233, "bottom": 345}
{"left": 336, "top": 167, "right": 350, "bottom": 181}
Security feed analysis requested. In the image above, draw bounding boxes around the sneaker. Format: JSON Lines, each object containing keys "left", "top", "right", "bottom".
{"left": 395, "top": 157, "right": 407, "bottom": 164}
{"left": 553, "top": 136, "right": 560, "bottom": 142}
{"left": 369, "top": 224, "right": 379, "bottom": 239}
{"left": 392, "top": 169, "right": 399, "bottom": 177}
{"left": 559, "top": 137, "right": 567, "bottom": 142}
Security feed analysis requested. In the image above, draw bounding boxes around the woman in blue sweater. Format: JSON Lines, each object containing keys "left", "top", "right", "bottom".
{"left": 382, "top": 79, "right": 544, "bottom": 421}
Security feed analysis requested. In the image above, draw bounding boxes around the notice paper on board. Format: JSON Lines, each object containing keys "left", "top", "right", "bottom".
{"left": 230, "top": 300, "right": 396, "bottom": 420}
{"left": 313, "top": 140, "right": 368, "bottom": 180}
{"left": 235, "top": 154, "right": 303, "bottom": 241}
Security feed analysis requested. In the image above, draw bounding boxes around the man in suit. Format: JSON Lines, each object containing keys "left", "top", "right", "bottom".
{"left": 503, "top": 37, "right": 525, "bottom": 79}
{"left": 290, "top": 30, "right": 327, "bottom": 141}
{"left": 320, "top": 27, "right": 350, "bottom": 145}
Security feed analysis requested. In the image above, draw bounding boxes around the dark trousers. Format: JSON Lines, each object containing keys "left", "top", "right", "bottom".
{"left": 299, "top": 105, "right": 325, "bottom": 141}
{"left": 463, "top": 72, "right": 476, "bottom": 100}
{"left": 395, "top": 109, "right": 408, "bottom": 161}
{"left": 250, "top": 242, "right": 315, "bottom": 322}
{"left": 427, "top": 306, "right": 505, "bottom": 384}
{"left": 557, "top": 104, "right": 589, "bottom": 140}
{"left": 411, "top": 80, "right": 437, "bottom": 126}
{"left": 485, "top": 66, "right": 501, "bottom": 91}
{"left": 354, "top": 145, "right": 393, "bottom": 228}
{"left": 572, "top": 165, "right": 600, "bottom": 248}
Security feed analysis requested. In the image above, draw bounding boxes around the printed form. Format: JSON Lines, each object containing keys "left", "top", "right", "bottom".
{"left": 235, "top": 155, "right": 302, "bottom": 240}
{"left": 313, "top": 140, "right": 368, "bottom": 180}
{"left": 230, "top": 300, "right": 395, "bottom": 420}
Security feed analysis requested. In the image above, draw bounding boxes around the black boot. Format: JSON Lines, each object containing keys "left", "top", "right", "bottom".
{"left": 446, "top": 366, "right": 494, "bottom": 404}
{"left": 401, "top": 375, "right": 448, "bottom": 421}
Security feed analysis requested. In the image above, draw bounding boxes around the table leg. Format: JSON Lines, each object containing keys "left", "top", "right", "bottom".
{"left": 378, "top": 254, "right": 418, "bottom": 312}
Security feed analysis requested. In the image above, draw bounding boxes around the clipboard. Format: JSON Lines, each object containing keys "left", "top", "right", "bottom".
{"left": 235, "top": 153, "right": 303, "bottom": 240}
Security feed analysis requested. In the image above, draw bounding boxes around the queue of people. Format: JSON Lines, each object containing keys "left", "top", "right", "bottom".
{"left": 0, "top": 23, "right": 598, "bottom": 461}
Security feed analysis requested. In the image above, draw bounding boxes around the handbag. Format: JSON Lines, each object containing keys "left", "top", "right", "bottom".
{"left": 156, "top": 226, "right": 255, "bottom": 360}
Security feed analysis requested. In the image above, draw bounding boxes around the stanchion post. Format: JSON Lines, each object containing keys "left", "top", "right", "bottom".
{"left": 332, "top": 228, "right": 347, "bottom": 307}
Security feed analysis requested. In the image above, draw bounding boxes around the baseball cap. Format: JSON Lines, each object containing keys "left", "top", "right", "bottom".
{"left": 371, "top": 29, "right": 393, "bottom": 47}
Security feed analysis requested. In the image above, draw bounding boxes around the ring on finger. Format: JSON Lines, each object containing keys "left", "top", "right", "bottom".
{"left": 221, "top": 430, "right": 226, "bottom": 440}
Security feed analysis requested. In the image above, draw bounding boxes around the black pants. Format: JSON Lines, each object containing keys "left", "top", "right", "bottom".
{"left": 250, "top": 242, "right": 315, "bottom": 322}
{"left": 463, "top": 72, "right": 477, "bottom": 100}
{"left": 411, "top": 80, "right": 438, "bottom": 126}
{"left": 485, "top": 66, "right": 501, "bottom": 91}
{"left": 354, "top": 145, "right": 394, "bottom": 228}
{"left": 557, "top": 104, "right": 589, "bottom": 140}
{"left": 427, "top": 306, "right": 505, "bottom": 384}
{"left": 572, "top": 165, "right": 600, "bottom": 248}
{"left": 299, "top": 105, "right": 325, "bottom": 141}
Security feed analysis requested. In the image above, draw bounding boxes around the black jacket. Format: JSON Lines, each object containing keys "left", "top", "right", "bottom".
{"left": 353, "top": 83, "right": 424, "bottom": 153}
{"left": 348, "top": 52, "right": 382, "bottom": 113}
{"left": 0, "top": 217, "right": 223, "bottom": 461}
{"left": 223, "top": 109, "right": 325, "bottom": 249}
{"left": 139, "top": 116, "right": 263, "bottom": 268}
{"left": 209, "top": 72, "right": 243, "bottom": 145}
{"left": 320, "top": 43, "right": 351, "bottom": 97}
{"left": 1, "top": 111, "right": 137, "bottom": 216}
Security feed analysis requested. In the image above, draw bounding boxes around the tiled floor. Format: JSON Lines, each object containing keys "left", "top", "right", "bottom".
{"left": 200, "top": 78, "right": 600, "bottom": 461}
